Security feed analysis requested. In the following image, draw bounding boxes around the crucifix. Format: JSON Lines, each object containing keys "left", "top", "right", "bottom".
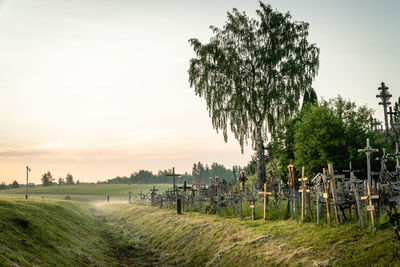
{"left": 376, "top": 82, "right": 392, "bottom": 143}
{"left": 358, "top": 138, "right": 378, "bottom": 187}
{"left": 258, "top": 183, "right": 272, "bottom": 221}
{"left": 361, "top": 183, "right": 379, "bottom": 230}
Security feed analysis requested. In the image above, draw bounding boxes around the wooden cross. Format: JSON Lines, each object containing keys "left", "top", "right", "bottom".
{"left": 361, "top": 183, "right": 379, "bottom": 230}
{"left": 258, "top": 183, "right": 272, "bottom": 221}
{"left": 298, "top": 167, "right": 308, "bottom": 221}
{"left": 358, "top": 138, "right": 378, "bottom": 187}
{"left": 166, "top": 167, "right": 181, "bottom": 193}
{"left": 327, "top": 163, "right": 345, "bottom": 224}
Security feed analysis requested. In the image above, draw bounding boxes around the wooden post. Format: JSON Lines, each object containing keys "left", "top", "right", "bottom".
{"left": 298, "top": 167, "right": 308, "bottom": 222}
{"left": 316, "top": 182, "right": 321, "bottom": 225}
{"left": 350, "top": 172, "right": 365, "bottom": 227}
{"left": 361, "top": 183, "right": 379, "bottom": 230}
{"left": 328, "top": 163, "right": 344, "bottom": 224}
{"left": 250, "top": 200, "right": 255, "bottom": 221}
{"left": 287, "top": 161, "right": 296, "bottom": 220}
{"left": 323, "top": 168, "right": 331, "bottom": 226}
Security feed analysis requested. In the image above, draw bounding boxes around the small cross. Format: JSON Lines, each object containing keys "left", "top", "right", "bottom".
{"left": 361, "top": 183, "right": 379, "bottom": 230}
{"left": 258, "top": 183, "right": 273, "bottom": 221}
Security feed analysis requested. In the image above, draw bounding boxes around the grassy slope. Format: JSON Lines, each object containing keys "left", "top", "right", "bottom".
{"left": 100, "top": 204, "right": 400, "bottom": 266}
{"left": 0, "top": 196, "right": 113, "bottom": 266}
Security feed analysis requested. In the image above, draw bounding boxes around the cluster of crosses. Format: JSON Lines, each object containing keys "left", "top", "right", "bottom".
{"left": 133, "top": 82, "right": 400, "bottom": 239}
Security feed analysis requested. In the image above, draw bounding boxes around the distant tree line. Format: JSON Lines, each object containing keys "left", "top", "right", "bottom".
{"left": 0, "top": 180, "right": 22, "bottom": 190}
{"left": 104, "top": 162, "right": 235, "bottom": 185}
{"left": 41, "top": 172, "right": 79, "bottom": 186}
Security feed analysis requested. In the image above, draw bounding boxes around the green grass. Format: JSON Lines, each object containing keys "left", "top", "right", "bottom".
{"left": 0, "top": 196, "right": 112, "bottom": 266}
{"left": 99, "top": 203, "right": 400, "bottom": 266}
{"left": 0, "top": 184, "right": 171, "bottom": 202}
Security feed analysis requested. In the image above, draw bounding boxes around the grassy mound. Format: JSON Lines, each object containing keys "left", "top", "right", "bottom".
{"left": 0, "top": 197, "right": 111, "bottom": 266}
{"left": 100, "top": 204, "right": 400, "bottom": 266}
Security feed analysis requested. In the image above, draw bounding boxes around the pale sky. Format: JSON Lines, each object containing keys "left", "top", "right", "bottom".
{"left": 0, "top": 0, "right": 399, "bottom": 184}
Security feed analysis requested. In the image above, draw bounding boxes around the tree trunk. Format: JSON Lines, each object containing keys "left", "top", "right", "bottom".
{"left": 256, "top": 121, "right": 265, "bottom": 189}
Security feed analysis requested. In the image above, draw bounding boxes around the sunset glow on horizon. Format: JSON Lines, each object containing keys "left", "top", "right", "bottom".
{"left": 1, "top": 0, "right": 399, "bottom": 184}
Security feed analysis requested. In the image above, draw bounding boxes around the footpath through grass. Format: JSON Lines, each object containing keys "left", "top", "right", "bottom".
{"left": 99, "top": 203, "right": 400, "bottom": 266}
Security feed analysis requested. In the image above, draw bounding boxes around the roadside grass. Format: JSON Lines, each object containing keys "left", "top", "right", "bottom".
{"left": 0, "top": 196, "right": 113, "bottom": 266}
{"left": 99, "top": 203, "right": 400, "bottom": 266}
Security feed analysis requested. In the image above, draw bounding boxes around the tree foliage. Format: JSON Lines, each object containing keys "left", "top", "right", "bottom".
{"left": 65, "top": 173, "right": 74, "bottom": 185}
{"left": 41, "top": 171, "right": 55, "bottom": 186}
{"left": 188, "top": 2, "right": 319, "bottom": 187}
{"left": 11, "top": 180, "right": 20, "bottom": 188}
{"left": 269, "top": 96, "right": 390, "bottom": 180}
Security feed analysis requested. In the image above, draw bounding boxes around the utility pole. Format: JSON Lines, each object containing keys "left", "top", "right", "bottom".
{"left": 26, "top": 166, "right": 31, "bottom": 199}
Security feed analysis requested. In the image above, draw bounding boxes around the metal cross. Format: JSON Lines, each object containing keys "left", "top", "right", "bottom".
{"left": 358, "top": 138, "right": 378, "bottom": 187}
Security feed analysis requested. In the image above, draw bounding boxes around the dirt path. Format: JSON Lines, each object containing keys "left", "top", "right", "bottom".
{"left": 91, "top": 206, "right": 171, "bottom": 267}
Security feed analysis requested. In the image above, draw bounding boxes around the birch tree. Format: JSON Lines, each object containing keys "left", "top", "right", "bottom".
{"left": 188, "top": 2, "right": 319, "bottom": 188}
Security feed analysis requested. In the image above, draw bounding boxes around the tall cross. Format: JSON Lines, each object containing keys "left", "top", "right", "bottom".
{"left": 388, "top": 106, "right": 398, "bottom": 129}
{"left": 358, "top": 138, "right": 378, "bottom": 187}
{"left": 258, "top": 183, "right": 272, "bottom": 221}
{"left": 361, "top": 183, "right": 379, "bottom": 230}
{"left": 388, "top": 141, "right": 400, "bottom": 172}
{"left": 166, "top": 167, "right": 181, "bottom": 193}
{"left": 376, "top": 82, "right": 392, "bottom": 143}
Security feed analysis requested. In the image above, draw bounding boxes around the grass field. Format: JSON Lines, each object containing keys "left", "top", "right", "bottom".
{"left": 0, "top": 184, "right": 171, "bottom": 202}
